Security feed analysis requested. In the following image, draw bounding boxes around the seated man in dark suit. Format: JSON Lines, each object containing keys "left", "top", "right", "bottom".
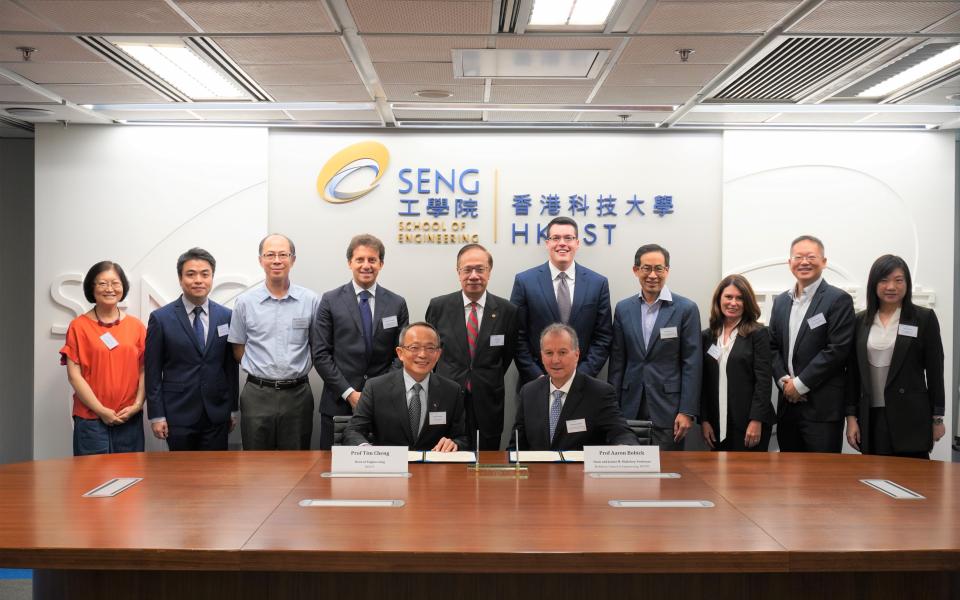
{"left": 344, "top": 322, "right": 467, "bottom": 451}
{"left": 515, "top": 323, "right": 637, "bottom": 451}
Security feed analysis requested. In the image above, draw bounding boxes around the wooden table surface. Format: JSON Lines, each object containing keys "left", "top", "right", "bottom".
{"left": 1, "top": 451, "right": 958, "bottom": 574}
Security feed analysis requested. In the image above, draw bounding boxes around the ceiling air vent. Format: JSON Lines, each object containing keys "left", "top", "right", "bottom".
{"left": 712, "top": 37, "right": 888, "bottom": 102}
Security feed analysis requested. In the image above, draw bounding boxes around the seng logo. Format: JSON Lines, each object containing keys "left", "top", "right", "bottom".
{"left": 316, "top": 141, "right": 390, "bottom": 204}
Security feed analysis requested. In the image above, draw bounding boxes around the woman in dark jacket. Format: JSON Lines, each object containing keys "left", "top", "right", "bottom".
{"left": 700, "top": 274, "right": 776, "bottom": 451}
{"left": 845, "top": 255, "right": 945, "bottom": 458}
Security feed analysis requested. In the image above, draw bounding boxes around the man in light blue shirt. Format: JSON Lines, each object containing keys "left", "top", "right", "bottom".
{"left": 229, "top": 234, "right": 321, "bottom": 450}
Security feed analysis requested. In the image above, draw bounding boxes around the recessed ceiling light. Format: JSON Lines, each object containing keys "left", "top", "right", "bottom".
{"left": 858, "top": 43, "right": 960, "bottom": 99}
{"left": 414, "top": 89, "right": 454, "bottom": 99}
{"left": 111, "top": 40, "right": 249, "bottom": 100}
{"left": 5, "top": 107, "right": 55, "bottom": 118}
{"left": 529, "top": 0, "right": 618, "bottom": 28}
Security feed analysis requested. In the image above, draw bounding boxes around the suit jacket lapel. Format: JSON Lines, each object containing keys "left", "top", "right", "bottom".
{"left": 203, "top": 302, "right": 219, "bottom": 353}
{"left": 447, "top": 293, "right": 470, "bottom": 361}
{"left": 628, "top": 297, "right": 648, "bottom": 356}
{"left": 174, "top": 297, "right": 204, "bottom": 355}
{"left": 794, "top": 282, "right": 827, "bottom": 352}
{"left": 391, "top": 371, "right": 415, "bottom": 445}
{"left": 647, "top": 301, "right": 676, "bottom": 352}
{"left": 554, "top": 375, "right": 585, "bottom": 444}
{"left": 856, "top": 315, "right": 870, "bottom": 389}
{"left": 570, "top": 265, "right": 587, "bottom": 318}
{"left": 886, "top": 318, "right": 913, "bottom": 385}
{"left": 340, "top": 283, "right": 364, "bottom": 337}
{"left": 474, "top": 294, "right": 498, "bottom": 361}
{"left": 537, "top": 263, "right": 562, "bottom": 322}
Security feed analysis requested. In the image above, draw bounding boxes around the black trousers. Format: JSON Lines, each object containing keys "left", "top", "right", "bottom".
{"left": 167, "top": 409, "right": 229, "bottom": 451}
{"left": 717, "top": 423, "right": 772, "bottom": 452}
{"left": 465, "top": 390, "right": 503, "bottom": 451}
{"left": 869, "top": 407, "right": 929, "bottom": 459}
{"left": 777, "top": 405, "right": 843, "bottom": 453}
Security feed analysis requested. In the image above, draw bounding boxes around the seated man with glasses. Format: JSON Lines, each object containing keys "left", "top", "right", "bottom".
{"left": 344, "top": 322, "right": 467, "bottom": 451}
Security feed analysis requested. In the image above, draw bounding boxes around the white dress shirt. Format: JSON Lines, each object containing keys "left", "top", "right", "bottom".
{"left": 783, "top": 276, "right": 823, "bottom": 395}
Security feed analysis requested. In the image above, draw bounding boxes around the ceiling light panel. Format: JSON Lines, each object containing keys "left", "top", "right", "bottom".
{"left": 113, "top": 41, "right": 249, "bottom": 100}
{"left": 527, "top": 0, "right": 618, "bottom": 29}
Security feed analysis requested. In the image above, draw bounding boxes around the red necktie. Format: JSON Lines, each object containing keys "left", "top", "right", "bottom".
{"left": 466, "top": 302, "right": 479, "bottom": 391}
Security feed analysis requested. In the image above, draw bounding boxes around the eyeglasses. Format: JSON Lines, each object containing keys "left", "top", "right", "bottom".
{"left": 94, "top": 281, "right": 123, "bottom": 290}
{"left": 790, "top": 254, "right": 820, "bottom": 263}
{"left": 457, "top": 266, "right": 489, "bottom": 275}
{"left": 261, "top": 252, "right": 293, "bottom": 261}
{"left": 400, "top": 345, "right": 441, "bottom": 354}
{"left": 637, "top": 265, "right": 667, "bottom": 274}
{"left": 547, "top": 235, "right": 577, "bottom": 243}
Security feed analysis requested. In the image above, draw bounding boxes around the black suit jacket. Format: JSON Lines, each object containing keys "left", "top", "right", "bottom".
{"left": 312, "top": 282, "right": 409, "bottom": 417}
{"left": 769, "top": 279, "right": 855, "bottom": 422}
{"left": 343, "top": 370, "right": 468, "bottom": 450}
{"left": 424, "top": 291, "right": 518, "bottom": 435}
{"left": 699, "top": 326, "right": 776, "bottom": 436}
{"left": 846, "top": 306, "right": 944, "bottom": 454}
{"left": 514, "top": 373, "right": 638, "bottom": 451}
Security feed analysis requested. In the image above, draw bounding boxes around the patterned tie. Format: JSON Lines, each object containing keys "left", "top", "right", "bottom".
{"left": 358, "top": 290, "right": 373, "bottom": 355}
{"left": 192, "top": 306, "right": 205, "bottom": 349}
{"left": 409, "top": 383, "right": 423, "bottom": 442}
{"left": 549, "top": 390, "right": 563, "bottom": 442}
{"left": 465, "top": 302, "right": 479, "bottom": 392}
{"left": 556, "top": 272, "right": 572, "bottom": 324}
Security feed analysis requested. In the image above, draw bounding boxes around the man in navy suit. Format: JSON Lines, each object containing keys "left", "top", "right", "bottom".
{"left": 146, "top": 248, "right": 239, "bottom": 451}
{"left": 510, "top": 216, "right": 612, "bottom": 386}
{"left": 608, "top": 244, "right": 702, "bottom": 450}
{"left": 770, "top": 235, "right": 854, "bottom": 453}
{"left": 313, "top": 234, "right": 409, "bottom": 449}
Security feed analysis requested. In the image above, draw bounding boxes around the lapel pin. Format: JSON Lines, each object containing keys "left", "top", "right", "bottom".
{"left": 491, "top": 313, "right": 496, "bottom": 319}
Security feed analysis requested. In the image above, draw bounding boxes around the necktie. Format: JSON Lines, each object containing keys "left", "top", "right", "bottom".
{"left": 409, "top": 383, "right": 423, "bottom": 442}
{"left": 359, "top": 290, "right": 373, "bottom": 355}
{"left": 549, "top": 390, "right": 563, "bottom": 442}
{"left": 465, "top": 302, "right": 479, "bottom": 392}
{"left": 192, "top": 306, "right": 205, "bottom": 349}
{"left": 556, "top": 272, "right": 572, "bottom": 324}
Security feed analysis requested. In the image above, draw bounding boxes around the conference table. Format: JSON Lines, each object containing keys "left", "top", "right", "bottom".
{"left": 0, "top": 451, "right": 957, "bottom": 599}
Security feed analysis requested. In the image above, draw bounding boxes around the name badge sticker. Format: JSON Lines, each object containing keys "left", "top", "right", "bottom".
{"left": 382, "top": 315, "right": 399, "bottom": 329}
{"left": 566, "top": 418, "right": 587, "bottom": 433}
{"left": 217, "top": 323, "right": 230, "bottom": 337}
{"left": 292, "top": 317, "right": 309, "bottom": 329}
{"left": 660, "top": 326, "right": 678, "bottom": 339}
{"left": 100, "top": 332, "right": 119, "bottom": 350}
{"left": 807, "top": 313, "right": 827, "bottom": 329}
{"left": 429, "top": 411, "right": 446, "bottom": 425}
{"left": 898, "top": 324, "right": 918, "bottom": 338}
{"left": 489, "top": 334, "right": 505, "bottom": 347}
{"left": 706, "top": 344, "right": 721, "bottom": 360}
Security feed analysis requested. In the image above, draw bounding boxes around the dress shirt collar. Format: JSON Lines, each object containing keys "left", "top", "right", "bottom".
{"left": 549, "top": 373, "right": 575, "bottom": 397}
{"left": 462, "top": 291, "right": 487, "bottom": 310}
{"left": 789, "top": 276, "right": 823, "bottom": 302}
{"left": 402, "top": 369, "right": 430, "bottom": 394}
{"left": 548, "top": 260, "right": 577, "bottom": 283}
{"left": 181, "top": 295, "right": 210, "bottom": 315}
{"left": 253, "top": 281, "right": 303, "bottom": 303}
{"left": 352, "top": 280, "right": 378, "bottom": 297}
{"left": 639, "top": 286, "right": 673, "bottom": 306}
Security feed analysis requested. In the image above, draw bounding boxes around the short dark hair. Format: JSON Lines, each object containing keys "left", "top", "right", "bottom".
{"left": 83, "top": 261, "right": 130, "bottom": 303}
{"left": 539, "top": 322, "right": 579, "bottom": 350}
{"left": 634, "top": 244, "right": 670, "bottom": 268}
{"left": 866, "top": 254, "right": 913, "bottom": 321}
{"left": 176, "top": 247, "right": 216, "bottom": 277}
{"left": 399, "top": 321, "right": 440, "bottom": 346}
{"left": 546, "top": 216, "right": 579, "bottom": 238}
{"left": 258, "top": 233, "right": 296, "bottom": 256}
{"left": 708, "top": 274, "right": 761, "bottom": 337}
{"left": 347, "top": 234, "right": 385, "bottom": 262}
{"left": 790, "top": 235, "right": 824, "bottom": 256}
{"left": 456, "top": 243, "right": 493, "bottom": 268}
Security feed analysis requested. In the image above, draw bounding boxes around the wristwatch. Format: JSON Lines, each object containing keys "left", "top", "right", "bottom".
{"left": 933, "top": 416, "right": 944, "bottom": 425}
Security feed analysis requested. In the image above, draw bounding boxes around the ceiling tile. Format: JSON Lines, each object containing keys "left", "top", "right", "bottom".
{"left": 213, "top": 36, "right": 350, "bottom": 64}
{"left": 765, "top": 112, "right": 871, "bottom": 124}
{"left": 928, "top": 10, "right": 960, "bottom": 33}
{"left": 605, "top": 63, "right": 725, "bottom": 86}
{"left": 0, "top": 84, "right": 55, "bottom": 102}
{"left": 43, "top": 83, "right": 170, "bottom": 103}
{"left": 490, "top": 78, "right": 597, "bottom": 87}
{"left": 619, "top": 35, "right": 758, "bottom": 64}
{"left": 790, "top": 1, "right": 960, "bottom": 34}
{"left": 384, "top": 83, "right": 483, "bottom": 102}
{"left": 99, "top": 109, "right": 200, "bottom": 120}
{"left": 394, "top": 109, "right": 480, "bottom": 120}
{"left": 347, "top": 0, "right": 491, "bottom": 34}
{"left": 243, "top": 63, "right": 361, "bottom": 85}
{"left": 192, "top": 109, "right": 290, "bottom": 120}
{"left": 489, "top": 85, "right": 591, "bottom": 103}
{"left": 592, "top": 85, "right": 700, "bottom": 104}
{"left": 375, "top": 62, "right": 457, "bottom": 85}
{"left": 639, "top": 1, "right": 799, "bottom": 34}
{"left": 485, "top": 110, "right": 579, "bottom": 122}
{"left": 1, "top": 61, "right": 136, "bottom": 84}
{"left": 0, "top": 0, "right": 65, "bottom": 31}
{"left": 261, "top": 84, "right": 372, "bottom": 101}
{"left": 288, "top": 109, "right": 381, "bottom": 121}
{"left": 176, "top": 0, "right": 336, "bottom": 33}
{"left": 683, "top": 111, "right": 780, "bottom": 123}
{"left": 363, "top": 36, "right": 486, "bottom": 62}
{"left": 581, "top": 111, "right": 673, "bottom": 122}
{"left": 494, "top": 36, "right": 623, "bottom": 50}
{"left": 0, "top": 35, "right": 101, "bottom": 62}
{"left": 15, "top": 1, "right": 195, "bottom": 33}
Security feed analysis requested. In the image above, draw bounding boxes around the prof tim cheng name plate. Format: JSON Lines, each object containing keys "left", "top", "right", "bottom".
{"left": 329, "top": 446, "right": 409, "bottom": 476}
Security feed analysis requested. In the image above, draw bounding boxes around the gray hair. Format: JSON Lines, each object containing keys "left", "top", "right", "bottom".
{"left": 539, "top": 323, "right": 579, "bottom": 349}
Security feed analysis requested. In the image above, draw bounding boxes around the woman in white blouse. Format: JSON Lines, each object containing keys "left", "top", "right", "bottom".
{"left": 845, "top": 255, "right": 945, "bottom": 458}
{"left": 699, "top": 274, "right": 775, "bottom": 451}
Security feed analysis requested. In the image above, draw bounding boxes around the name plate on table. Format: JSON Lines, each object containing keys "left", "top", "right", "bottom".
{"left": 83, "top": 477, "right": 142, "bottom": 497}
{"left": 584, "top": 446, "right": 660, "bottom": 473}
{"left": 327, "top": 446, "right": 409, "bottom": 477}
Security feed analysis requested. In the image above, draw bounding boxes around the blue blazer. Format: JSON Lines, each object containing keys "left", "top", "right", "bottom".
{"left": 145, "top": 297, "right": 239, "bottom": 428}
{"left": 607, "top": 292, "right": 702, "bottom": 429}
{"left": 509, "top": 262, "right": 612, "bottom": 384}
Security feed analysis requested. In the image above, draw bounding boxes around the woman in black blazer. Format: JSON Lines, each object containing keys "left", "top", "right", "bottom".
{"left": 700, "top": 274, "right": 776, "bottom": 451}
{"left": 845, "top": 255, "right": 945, "bottom": 458}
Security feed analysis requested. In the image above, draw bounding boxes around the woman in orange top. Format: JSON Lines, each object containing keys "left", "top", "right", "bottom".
{"left": 60, "top": 261, "right": 146, "bottom": 455}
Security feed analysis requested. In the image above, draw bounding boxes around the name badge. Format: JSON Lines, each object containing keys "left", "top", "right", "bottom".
{"left": 331, "top": 446, "right": 408, "bottom": 474}
{"left": 898, "top": 324, "right": 918, "bottom": 338}
{"left": 706, "top": 344, "right": 721, "bottom": 360}
{"left": 584, "top": 446, "right": 661, "bottom": 473}
{"left": 660, "top": 326, "right": 678, "bottom": 339}
{"left": 217, "top": 323, "right": 230, "bottom": 337}
{"left": 292, "top": 317, "right": 309, "bottom": 329}
{"left": 807, "top": 313, "right": 826, "bottom": 329}
{"left": 429, "top": 411, "right": 446, "bottom": 425}
{"left": 489, "top": 334, "right": 505, "bottom": 347}
{"left": 100, "top": 332, "right": 119, "bottom": 350}
{"left": 566, "top": 418, "right": 587, "bottom": 433}
{"left": 382, "top": 315, "right": 399, "bottom": 329}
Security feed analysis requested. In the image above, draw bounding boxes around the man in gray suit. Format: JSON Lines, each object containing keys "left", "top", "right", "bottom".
{"left": 608, "top": 244, "right": 702, "bottom": 450}
{"left": 313, "top": 234, "right": 410, "bottom": 449}
{"left": 344, "top": 322, "right": 467, "bottom": 451}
